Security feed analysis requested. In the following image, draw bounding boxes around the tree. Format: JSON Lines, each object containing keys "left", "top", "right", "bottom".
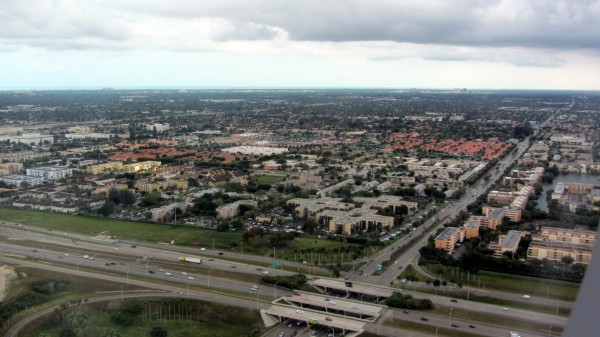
{"left": 100, "top": 328, "right": 121, "bottom": 337}
{"left": 150, "top": 326, "right": 168, "bottom": 337}
{"left": 562, "top": 255, "right": 574, "bottom": 265}
{"left": 66, "top": 312, "right": 90, "bottom": 337}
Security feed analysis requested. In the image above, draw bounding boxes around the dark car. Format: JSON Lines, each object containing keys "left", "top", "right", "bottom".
{"left": 403, "top": 310, "right": 409, "bottom": 314}
{"left": 420, "top": 317, "right": 428, "bottom": 321}
{"left": 451, "top": 324, "right": 459, "bottom": 328}
{"left": 218, "top": 252, "right": 224, "bottom": 255}
{"left": 469, "top": 325, "right": 476, "bottom": 329}
{"left": 148, "top": 270, "right": 155, "bottom": 274}
{"left": 450, "top": 299, "right": 458, "bottom": 302}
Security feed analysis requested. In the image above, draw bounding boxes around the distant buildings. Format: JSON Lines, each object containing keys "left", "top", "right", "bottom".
{"left": 222, "top": 146, "right": 288, "bottom": 156}
{"left": 26, "top": 166, "right": 72, "bottom": 181}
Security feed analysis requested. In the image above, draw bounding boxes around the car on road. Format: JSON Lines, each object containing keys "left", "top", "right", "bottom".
{"left": 293, "top": 292, "right": 301, "bottom": 296}
{"left": 521, "top": 294, "right": 530, "bottom": 299}
{"left": 231, "top": 265, "right": 237, "bottom": 268}
{"left": 451, "top": 324, "right": 459, "bottom": 328}
{"left": 182, "top": 272, "right": 187, "bottom": 275}
{"left": 362, "top": 272, "right": 368, "bottom": 277}
{"left": 450, "top": 299, "right": 458, "bottom": 302}
{"left": 402, "top": 310, "right": 409, "bottom": 314}
{"left": 509, "top": 331, "right": 520, "bottom": 337}
{"left": 296, "top": 310, "right": 304, "bottom": 314}
{"left": 200, "top": 248, "right": 206, "bottom": 251}
{"left": 148, "top": 270, "right": 155, "bottom": 274}
{"left": 420, "top": 317, "right": 428, "bottom": 321}
{"left": 325, "top": 317, "right": 332, "bottom": 321}
{"left": 328, "top": 300, "right": 336, "bottom": 305}
{"left": 165, "top": 272, "right": 173, "bottom": 277}
{"left": 469, "top": 325, "right": 476, "bottom": 329}
{"left": 158, "top": 269, "right": 164, "bottom": 272}
{"left": 351, "top": 306, "right": 358, "bottom": 309}
{"left": 188, "top": 276, "right": 194, "bottom": 280}
{"left": 262, "top": 271, "right": 269, "bottom": 275}
{"left": 218, "top": 252, "right": 224, "bottom": 255}
{"left": 501, "top": 307, "right": 509, "bottom": 311}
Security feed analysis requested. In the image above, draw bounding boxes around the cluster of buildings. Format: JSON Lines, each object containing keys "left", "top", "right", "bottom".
{"left": 287, "top": 195, "right": 418, "bottom": 235}
{"left": 551, "top": 183, "right": 600, "bottom": 212}
{"left": 0, "top": 166, "right": 72, "bottom": 187}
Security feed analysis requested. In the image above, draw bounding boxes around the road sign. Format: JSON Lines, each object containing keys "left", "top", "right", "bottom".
{"left": 272, "top": 260, "right": 281, "bottom": 269}
{"left": 377, "top": 264, "right": 383, "bottom": 271}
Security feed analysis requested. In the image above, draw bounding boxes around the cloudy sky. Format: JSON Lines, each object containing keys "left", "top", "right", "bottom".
{"left": 1, "top": 0, "right": 599, "bottom": 90}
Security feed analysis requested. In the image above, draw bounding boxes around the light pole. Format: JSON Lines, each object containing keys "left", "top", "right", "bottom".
{"left": 126, "top": 269, "right": 130, "bottom": 285}
{"left": 212, "top": 239, "right": 215, "bottom": 250}
{"left": 435, "top": 326, "right": 439, "bottom": 337}
{"left": 186, "top": 280, "right": 190, "bottom": 297}
{"left": 256, "top": 290, "right": 262, "bottom": 310}
{"left": 448, "top": 308, "right": 453, "bottom": 329}
{"left": 207, "top": 269, "right": 213, "bottom": 288}
{"left": 145, "top": 261, "right": 150, "bottom": 279}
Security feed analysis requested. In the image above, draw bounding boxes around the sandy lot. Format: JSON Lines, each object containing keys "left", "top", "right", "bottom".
{"left": 0, "top": 264, "right": 17, "bottom": 301}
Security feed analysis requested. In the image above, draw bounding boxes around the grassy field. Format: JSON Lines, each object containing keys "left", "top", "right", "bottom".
{"left": 21, "top": 298, "right": 265, "bottom": 337}
{"left": 0, "top": 207, "right": 242, "bottom": 249}
{"left": 419, "top": 264, "right": 580, "bottom": 301}
{"left": 0, "top": 208, "right": 364, "bottom": 265}
{"left": 255, "top": 175, "right": 286, "bottom": 184}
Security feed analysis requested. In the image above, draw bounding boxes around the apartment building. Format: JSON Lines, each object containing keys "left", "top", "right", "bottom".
{"left": 434, "top": 227, "right": 465, "bottom": 253}
{"left": 150, "top": 202, "right": 192, "bottom": 222}
{"left": 26, "top": 166, "right": 72, "bottom": 181}
{"left": 536, "top": 227, "right": 596, "bottom": 246}
{"left": 354, "top": 195, "right": 418, "bottom": 215}
{"left": 285, "top": 171, "right": 322, "bottom": 191}
{"left": 87, "top": 162, "right": 124, "bottom": 175}
{"left": 470, "top": 207, "right": 522, "bottom": 230}
{"left": 528, "top": 241, "right": 593, "bottom": 265}
{"left": 527, "top": 227, "right": 595, "bottom": 265}
{"left": 316, "top": 208, "right": 394, "bottom": 235}
{"left": 287, "top": 197, "right": 354, "bottom": 218}
{"left": 489, "top": 230, "right": 525, "bottom": 257}
{"left": 0, "top": 175, "right": 44, "bottom": 187}
{"left": 0, "top": 162, "right": 23, "bottom": 175}
{"left": 122, "top": 161, "right": 162, "bottom": 173}
{"left": 216, "top": 200, "right": 257, "bottom": 219}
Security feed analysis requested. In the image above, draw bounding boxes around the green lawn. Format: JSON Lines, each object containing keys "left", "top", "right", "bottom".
{"left": 0, "top": 207, "right": 241, "bottom": 249}
{"left": 0, "top": 208, "right": 370, "bottom": 268}
{"left": 420, "top": 264, "right": 580, "bottom": 301}
{"left": 255, "top": 175, "right": 286, "bottom": 184}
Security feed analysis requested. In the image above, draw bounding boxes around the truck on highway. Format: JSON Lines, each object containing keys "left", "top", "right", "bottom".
{"left": 179, "top": 256, "right": 202, "bottom": 264}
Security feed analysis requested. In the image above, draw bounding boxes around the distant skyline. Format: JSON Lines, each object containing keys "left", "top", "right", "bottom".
{"left": 1, "top": 0, "right": 599, "bottom": 90}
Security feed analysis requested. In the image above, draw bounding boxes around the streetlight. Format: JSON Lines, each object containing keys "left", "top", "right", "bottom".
{"left": 256, "top": 290, "right": 262, "bottom": 310}
{"left": 448, "top": 308, "right": 453, "bottom": 329}
{"left": 212, "top": 239, "right": 215, "bottom": 250}
{"left": 207, "top": 269, "right": 213, "bottom": 288}
{"left": 435, "top": 326, "right": 439, "bottom": 337}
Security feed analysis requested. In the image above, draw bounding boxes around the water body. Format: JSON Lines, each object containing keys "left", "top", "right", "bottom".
{"left": 536, "top": 173, "right": 600, "bottom": 212}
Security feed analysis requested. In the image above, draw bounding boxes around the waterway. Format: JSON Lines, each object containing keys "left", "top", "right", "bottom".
{"left": 536, "top": 173, "right": 600, "bottom": 212}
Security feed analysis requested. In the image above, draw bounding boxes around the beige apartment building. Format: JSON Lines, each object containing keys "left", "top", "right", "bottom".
{"left": 316, "top": 208, "right": 394, "bottom": 235}
{"left": 122, "top": 161, "right": 162, "bottom": 173}
{"left": 287, "top": 197, "right": 354, "bottom": 218}
{"left": 527, "top": 227, "right": 595, "bottom": 265}
{"left": 434, "top": 227, "right": 465, "bottom": 253}
{"left": 470, "top": 207, "right": 522, "bottom": 230}
{"left": 489, "top": 230, "right": 525, "bottom": 257}
{"left": 87, "top": 162, "right": 124, "bottom": 174}
{"left": 354, "top": 195, "right": 418, "bottom": 215}
{"left": 528, "top": 241, "right": 593, "bottom": 265}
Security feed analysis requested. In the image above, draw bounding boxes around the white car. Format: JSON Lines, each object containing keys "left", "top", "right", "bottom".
{"left": 521, "top": 294, "right": 530, "bottom": 299}
{"left": 182, "top": 272, "right": 188, "bottom": 275}
{"left": 188, "top": 276, "right": 194, "bottom": 280}
{"left": 165, "top": 272, "right": 173, "bottom": 277}
{"left": 501, "top": 307, "right": 508, "bottom": 311}
{"left": 200, "top": 248, "right": 206, "bottom": 251}
{"left": 296, "top": 310, "right": 304, "bottom": 314}
{"left": 262, "top": 271, "right": 269, "bottom": 275}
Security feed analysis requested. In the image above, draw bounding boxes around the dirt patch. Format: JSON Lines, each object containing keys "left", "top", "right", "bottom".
{"left": 0, "top": 264, "right": 17, "bottom": 301}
